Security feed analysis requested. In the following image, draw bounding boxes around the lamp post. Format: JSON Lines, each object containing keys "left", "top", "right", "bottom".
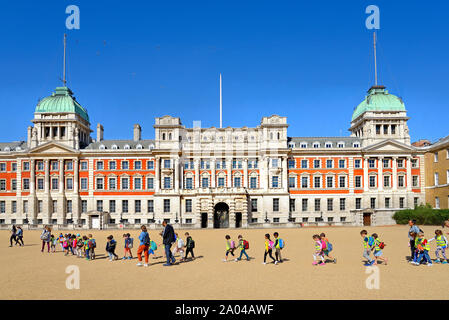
{"left": 24, "top": 212, "right": 28, "bottom": 225}
{"left": 265, "top": 211, "right": 269, "bottom": 223}
{"left": 175, "top": 211, "right": 179, "bottom": 224}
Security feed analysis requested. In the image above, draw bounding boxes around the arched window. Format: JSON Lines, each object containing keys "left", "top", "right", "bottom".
{"left": 136, "top": 144, "right": 143, "bottom": 150}
{"left": 99, "top": 144, "right": 105, "bottom": 150}
{"left": 277, "top": 132, "right": 280, "bottom": 139}
{"left": 149, "top": 144, "right": 155, "bottom": 150}
{"left": 112, "top": 144, "right": 118, "bottom": 150}
{"left": 162, "top": 133, "right": 166, "bottom": 140}
{"left": 124, "top": 144, "right": 130, "bottom": 150}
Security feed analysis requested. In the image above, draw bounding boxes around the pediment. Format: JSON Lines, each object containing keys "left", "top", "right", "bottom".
{"left": 363, "top": 139, "right": 415, "bottom": 153}
{"left": 29, "top": 142, "right": 76, "bottom": 154}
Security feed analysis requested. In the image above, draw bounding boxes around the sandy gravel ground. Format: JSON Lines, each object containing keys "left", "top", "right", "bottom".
{"left": 1, "top": 225, "right": 448, "bottom": 300}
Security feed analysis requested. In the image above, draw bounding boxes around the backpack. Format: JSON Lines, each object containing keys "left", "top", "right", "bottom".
{"left": 243, "top": 240, "right": 249, "bottom": 250}
{"left": 150, "top": 240, "right": 157, "bottom": 251}
{"left": 231, "top": 240, "right": 236, "bottom": 249}
{"left": 327, "top": 242, "right": 333, "bottom": 252}
{"left": 177, "top": 238, "right": 184, "bottom": 248}
{"left": 188, "top": 239, "right": 195, "bottom": 249}
{"left": 268, "top": 240, "right": 274, "bottom": 249}
{"left": 128, "top": 238, "right": 134, "bottom": 249}
{"left": 88, "top": 239, "right": 94, "bottom": 249}
{"left": 321, "top": 239, "right": 327, "bottom": 250}
{"left": 378, "top": 242, "right": 385, "bottom": 249}
{"left": 278, "top": 238, "right": 285, "bottom": 249}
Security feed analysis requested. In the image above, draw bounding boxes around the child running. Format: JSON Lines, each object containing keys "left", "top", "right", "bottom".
{"left": 136, "top": 225, "right": 150, "bottom": 267}
{"left": 360, "top": 230, "right": 375, "bottom": 266}
{"left": 106, "top": 235, "right": 118, "bottom": 261}
{"left": 371, "top": 233, "right": 388, "bottom": 265}
{"left": 412, "top": 232, "right": 432, "bottom": 266}
{"left": 312, "top": 234, "right": 325, "bottom": 266}
{"left": 184, "top": 232, "right": 195, "bottom": 260}
{"left": 429, "top": 229, "right": 448, "bottom": 264}
{"left": 122, "top": 233, "right": 134, "bottom": 260}
{"left": 263, "top": 233, "right": 277, "bottom": 265}
{"left": 320, "top": 233, "right": 336, "bottom": 263}
{"left": 235, "top": 235, "right": 250, "bottom": 262}
{"left": 223, "top": 235, "right": 236, "bottom": 262}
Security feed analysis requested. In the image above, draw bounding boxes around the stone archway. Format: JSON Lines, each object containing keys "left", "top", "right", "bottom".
{"left": 213, "top": 202, "right": 229, "bottom": 228}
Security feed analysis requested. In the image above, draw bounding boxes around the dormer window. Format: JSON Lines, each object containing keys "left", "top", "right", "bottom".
{"left": 99, "top": 144, "right": 106, "bottom": 150}
{"left": 325, "top": 142, "right": 332, "bottom": 148}
{"left": 136, "top": 144, "right": 143, "bottom": 150}
{"left": 288, "top": 142, "right": 295, "bottom": 148}
{"left": 4, "top": 147, "right": 10, "bottom": 152}
{"left": 353, "top": 143, "right": 360, "bottom": 148}
{"left": 337, "top": 142, "right": 345, "bottom": 148}
{"left": 111, "top": 144, "right": 118, "bottom": 150}
{"left": 313, "top": 142, "right": 320, "bottom": 148}
{"left": 149, "top": 144, "right": 155, "bottom": 150}
{"left": 124, "top": 144, "right": 130, "bottom": 150}
{"left": 300, "top": 142, "right": 307, "bottom": 148}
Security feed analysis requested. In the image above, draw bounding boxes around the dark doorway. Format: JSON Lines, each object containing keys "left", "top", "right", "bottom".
{"left": 201, "top": 212, "right": 208, "bottom": 228}
{"left": 214, "top": 202, "right": 229, "bottom": 228}
{"left": 235, "top": 212, "right": 242, "bottom": 228}
{"left": 363, "top": 212, "right": 372, "bottom": 226}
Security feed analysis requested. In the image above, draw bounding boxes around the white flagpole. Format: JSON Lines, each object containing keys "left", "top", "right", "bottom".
{"left": 220, "top": 73, "right": 223, "bottom": 128}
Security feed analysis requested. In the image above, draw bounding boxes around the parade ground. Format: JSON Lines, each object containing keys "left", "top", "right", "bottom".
{"left": 1, "top": 225, "right": 448, "bottom": 300}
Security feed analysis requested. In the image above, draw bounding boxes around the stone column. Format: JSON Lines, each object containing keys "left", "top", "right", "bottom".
{"left": 211, "top": 158, "right": 216, "bottom": 188}
{"left": 406, "top": 156, "right": 412, "bottom": 191}
{"left": 180, "top": 161, "right": 184, "bottom": 190}
{"left": 30, "top": 159, "right": 36, "bottom": 195}
{"left": 226, "top": 158, "right": 232, "bottom": 188}
{"left": 282, "top": 157, "right": 287, "bottom": 191}
{"left": 392, "top": 157, "right": 398, "bottom": 191}
{"left": 73, "top": 159, "right": 80, "bottom": 224}
{"left": 243, "top": 158, "right": 248, "bottom": 188}
{"left": 378, "top": 156, "right": 383, "bottom": 191}
{"left": 155, "top": 157, "right": 160, "bottom": 192}
{"left": 174, "top": 158, "right": 179, "bottom": 191}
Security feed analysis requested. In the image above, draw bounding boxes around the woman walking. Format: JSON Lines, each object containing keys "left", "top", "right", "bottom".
{"left": 9, "top": 225, "right": 17, "bottom": 247}
{"left": 40, "top": 226, "right": 51, "bottom": 253}
{"left": 15, "top": 226, "right": 24, "bottom": 246}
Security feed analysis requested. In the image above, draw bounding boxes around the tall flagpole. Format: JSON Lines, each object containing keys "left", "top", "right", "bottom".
{"left": 373, "top": 31, "right": 378, "bottom": 86}
{"left": 63, "top": 33, "right": 67, "bottom": 87}
{"left": 220, "top": 73, "right": 222, "bottom": 128}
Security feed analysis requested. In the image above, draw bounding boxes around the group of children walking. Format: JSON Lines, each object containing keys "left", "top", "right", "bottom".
{"left": 47, "top": 227, "right": 196, "bottom": 266}
{"left": 409, "top": 229, "right": 448, "bottom": 266}
{"left": 50, "top": 233, "right": 97, "bottom": 260}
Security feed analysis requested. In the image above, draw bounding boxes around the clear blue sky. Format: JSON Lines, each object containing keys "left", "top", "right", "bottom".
{"left": 0, "top": 0, "right": 447, "bottom": 143}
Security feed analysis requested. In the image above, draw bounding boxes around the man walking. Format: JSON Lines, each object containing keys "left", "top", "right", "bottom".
{"left": 161, "top": 221, "right": 176, "bottom": 266}
{"left": 408, "top": 219, "right": 420, "bottom": 262}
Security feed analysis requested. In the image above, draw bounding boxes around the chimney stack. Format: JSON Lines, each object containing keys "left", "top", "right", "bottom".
{"left": 96, "top": 123, "right": 104, "bottom": 142}
{"left": 133, "top": 124, "right": 141, "bottom": 141}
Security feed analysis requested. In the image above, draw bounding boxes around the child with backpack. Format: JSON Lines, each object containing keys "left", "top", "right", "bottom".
{"left": 172, "top": 233, "right": 185, "bottom": 261}
{"left": 371, "top": 233, "right": 388, "bottom": 266}
{"left": 137, "top": 225, "right": 150, "bottom": 267}
{"left": 312, "top": 234, "right": 325, "bottom": 266}
{"left": 184, "top": 232, "right": 195, "bottom": 260}
{"left": 106, "top": 235, "right": 118, "bottom": 261}
{"left": 63, "top": 234, "right": 70, "bottom": 256}
{"left": 223, "top": 235, "right": 236, "bottom": 262}
{"left": 263, "top": 233, "right": 277, "bottom": 265}
{"left": 411, "top": 232, "right": 432, "bottom": 266}
{"left": 360, "top": 230, "right": 375, "bottom": 266}
{"left": 235, "top": 235, "right": 250, "bottom": 262}
{"left": 77, "top": 235, "right": 84, "bottom": 258}
{"left": 122, "top": 233, "right": 134, "bottom": 260}
{"left": 88, "top": 234, "right": 96, "bottom": 260}
{"left": 320, "top": 233, "right": 336, "bottom": 264}
{"left": 429, "top": 229, "right": 448, "bottom": 264}
{"left": 273, "top": 232, "right": 284, "bottom": 263}
{"left": 50, "top": 234, "right": 57, "bottom": 253}
{"left": 71, "top": 235, "right": 78, "bottom": 256}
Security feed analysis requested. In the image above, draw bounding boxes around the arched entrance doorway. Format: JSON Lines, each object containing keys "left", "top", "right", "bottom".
{"left": 214, "top": 202, "right": 229, "bottom": 228}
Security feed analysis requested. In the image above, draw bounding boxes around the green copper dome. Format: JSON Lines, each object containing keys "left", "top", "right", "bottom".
{"left": 35, "top": 87, "right": 89, "bottom": 122}
{"left": 352, "top": 86, "right": 405, "bottom": 121}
